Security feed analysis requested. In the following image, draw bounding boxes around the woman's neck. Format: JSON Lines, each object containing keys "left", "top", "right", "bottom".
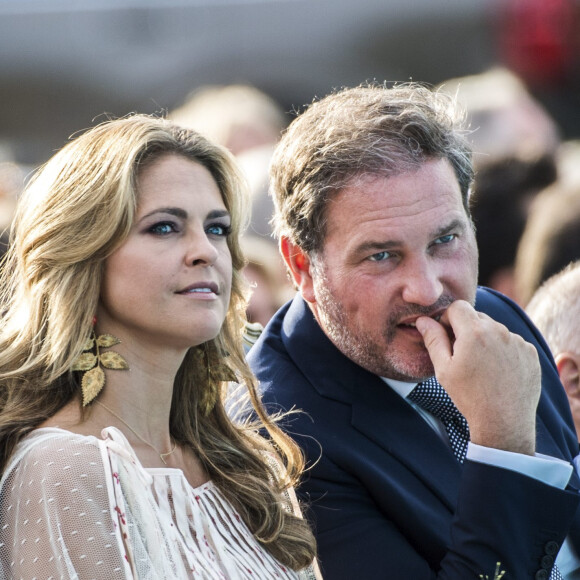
{"left": 92, "top": 346, "right": 179, "bottom": 448}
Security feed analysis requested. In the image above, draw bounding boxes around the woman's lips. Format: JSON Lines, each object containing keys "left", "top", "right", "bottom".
{"left": 177, "top": 281, "right": 219, "bottom": 295}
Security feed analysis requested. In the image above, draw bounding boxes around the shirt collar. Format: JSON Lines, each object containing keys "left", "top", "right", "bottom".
{"left": 380, "top": 376, "right": 419, "bottom": 399}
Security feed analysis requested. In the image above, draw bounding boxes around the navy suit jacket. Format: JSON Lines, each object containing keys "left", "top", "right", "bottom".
{"left": 248, "top": 287, "right": 580, "bottom": 579}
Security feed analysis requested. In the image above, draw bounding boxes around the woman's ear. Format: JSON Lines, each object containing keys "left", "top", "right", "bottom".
{"left": 280, "top": 237, "right": 316, "bottom": 303}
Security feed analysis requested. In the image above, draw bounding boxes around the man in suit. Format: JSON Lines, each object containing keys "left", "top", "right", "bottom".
{"left": 527, "top": 261, "right": 580, "bottom": 441}
{"left": 248, "top": 84, "right": 580, "bottom": 579}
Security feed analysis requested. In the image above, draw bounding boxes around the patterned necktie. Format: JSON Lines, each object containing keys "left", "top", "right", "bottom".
{"left": 408, "top": 376, "right": 470, "bottom": 463}
{"left": 409, "top": 378, "right": 563, "bottom": 580}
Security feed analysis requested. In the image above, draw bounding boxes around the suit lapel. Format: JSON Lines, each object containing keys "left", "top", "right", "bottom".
{"left": 350, "top": 372, "right": 461, "bottom": 512}
{"left": 282, "top": 295, "right": 461, "bottom": 512}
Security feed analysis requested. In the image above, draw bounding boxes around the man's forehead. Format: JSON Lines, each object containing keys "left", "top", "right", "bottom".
{"left": 334, "top": 163, "right": 463, "bottom": 206}
{"left": 340, "top": 158, "right": 459, "bottom": 188}
{"left": 323, "top": 163, "right": 467, "bottom": 232}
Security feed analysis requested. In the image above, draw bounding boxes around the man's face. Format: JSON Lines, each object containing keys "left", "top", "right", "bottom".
{"left": 303, "top": 158, "right": 478, "bottom": 381}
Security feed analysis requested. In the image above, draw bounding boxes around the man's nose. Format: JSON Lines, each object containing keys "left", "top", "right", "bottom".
{"left": 401, "top": 259, "right": 444, "bottom": 306}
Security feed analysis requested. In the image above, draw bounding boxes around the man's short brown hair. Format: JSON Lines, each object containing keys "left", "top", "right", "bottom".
{"left": 269, "top": 83, "right": 473, "bottom": 254}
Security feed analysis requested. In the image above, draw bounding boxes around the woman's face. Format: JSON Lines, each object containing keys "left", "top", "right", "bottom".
{"left": 98, "top": 153, "right": 233, "bottom": 353}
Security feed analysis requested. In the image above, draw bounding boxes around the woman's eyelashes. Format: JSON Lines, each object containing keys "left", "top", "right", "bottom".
{"left": 144, "top": 220, "right": 231, "bottom": 238}
{"left": 148, "top": 221, "right": 179, "bottom": 236}
{"left": 206, "top": 222, "right": 232, "bottom": 237}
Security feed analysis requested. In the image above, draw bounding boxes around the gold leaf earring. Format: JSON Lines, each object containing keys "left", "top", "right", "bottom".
{"left": 72, "top": 330, "right": 129, "bottom": 406}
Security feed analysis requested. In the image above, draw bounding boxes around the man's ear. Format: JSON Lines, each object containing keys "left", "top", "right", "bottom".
{"left": 280, "top": 236, "right": 316, "bottom": 303}
{"left": 556, "top": 353, "right": 580, "bottom": 439}
{"left": 555, "top": 352, "right": 580, "bottom": 398}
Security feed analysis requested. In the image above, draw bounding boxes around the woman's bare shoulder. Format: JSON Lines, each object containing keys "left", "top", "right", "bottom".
{"left": 37, "top": 400, "right": 102, "bottom": 436}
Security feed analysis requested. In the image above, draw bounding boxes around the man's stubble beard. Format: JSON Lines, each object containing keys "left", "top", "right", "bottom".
{"left": 311, "top": 264, "right": 455, "bottom": 381}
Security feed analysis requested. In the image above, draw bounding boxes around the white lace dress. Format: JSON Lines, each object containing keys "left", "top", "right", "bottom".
{"left": 0, "top": 427, "right": 318, "bottom": 580}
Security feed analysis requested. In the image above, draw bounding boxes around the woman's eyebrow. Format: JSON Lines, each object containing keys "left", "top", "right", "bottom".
{"left": 140, "top": 207, "right": 188, "bottom": 221}
{"left": 207, "top": 209, "right": 231, "bottom": 220}
{"left": 138, "top": 207, "right": 231, "bottom": 222}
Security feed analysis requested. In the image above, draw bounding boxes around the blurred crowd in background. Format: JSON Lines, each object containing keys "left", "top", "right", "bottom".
{"left": 1, "top": 0, "right": 580, "bottom": 329}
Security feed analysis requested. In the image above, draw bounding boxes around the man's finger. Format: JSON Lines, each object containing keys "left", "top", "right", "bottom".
{"left": 439, "top": 300, "right": 480, "bottom": 334}
{"left": 415, "top": 315, "right": 452, "bottom": 368}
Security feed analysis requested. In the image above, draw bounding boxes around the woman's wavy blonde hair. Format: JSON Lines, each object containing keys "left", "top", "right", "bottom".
{"left": 0, "top": 114, "right": 315, "bottom": 570}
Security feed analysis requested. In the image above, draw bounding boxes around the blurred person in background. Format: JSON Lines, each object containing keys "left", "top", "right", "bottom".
{"left": 242, "top": 234, "right": 295, "bottom": 328}
{"left": 0, "top": 146, "right": 27, "bottom": 263}
{"left": 439, "top": 67, "right": 560, "bottom": 169}
{"left": 526, "top": 261, "right": 580, "bottom": 442}
{"left": 470, "top": 154, "right": 557, "bottom": 300}
{"left": 515, "top": 141, "right": 580, "bottom": 306}
{"left": 169, "top": 83, "right": 286, "bottom": 158}
{"left": 439, "top": 68, "right": 561, "bottom": 302}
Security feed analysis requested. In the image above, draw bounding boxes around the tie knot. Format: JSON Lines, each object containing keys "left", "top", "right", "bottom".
{"left": 409, "top": 377, "right": 458, "bottom": 420}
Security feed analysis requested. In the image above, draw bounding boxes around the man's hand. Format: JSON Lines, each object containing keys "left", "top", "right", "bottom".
{"left": 415, "top": 300, "right": 541, "bottom": 456}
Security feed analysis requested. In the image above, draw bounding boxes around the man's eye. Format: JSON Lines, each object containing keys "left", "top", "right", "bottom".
{"left": 368, "top": 251, "right": 391, "bottom": 262}
{"left": 149, "top": 222, "right": 177, "bottom": 235}
{"left": 434, "top": 234, "right": 456, "bottom": 245}
{"left": 206, "top": 223, "right": 232, "bottom": 237}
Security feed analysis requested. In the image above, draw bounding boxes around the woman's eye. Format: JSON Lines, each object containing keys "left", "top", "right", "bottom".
{"left": 207, "top": 223, "right": 232, "bottom": 237}
{"left": 368, "top": 251, "right": 391, "bottom": 262}
{"left": 149, "top": 222, "right": 177, "bottom": 235}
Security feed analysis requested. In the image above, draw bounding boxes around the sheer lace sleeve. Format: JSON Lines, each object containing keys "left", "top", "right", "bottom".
{"left": 0, "top": 429, "right": 132, "bottom": 580}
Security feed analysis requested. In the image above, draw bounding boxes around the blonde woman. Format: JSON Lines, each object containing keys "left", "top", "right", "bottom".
{"left": 0, "top": 116, "right": 319, "bottom": 579}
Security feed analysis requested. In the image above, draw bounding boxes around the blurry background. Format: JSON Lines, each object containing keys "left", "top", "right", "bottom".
{"left": 1, "top": 0, "right": 580, "bottom": 321}
{"left": 1, "top": 0, "right": 579, "bottom": 166}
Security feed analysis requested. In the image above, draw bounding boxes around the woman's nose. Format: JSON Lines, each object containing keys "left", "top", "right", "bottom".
{"left": 186, "top": 232, "right": 219, "bottom": 267}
